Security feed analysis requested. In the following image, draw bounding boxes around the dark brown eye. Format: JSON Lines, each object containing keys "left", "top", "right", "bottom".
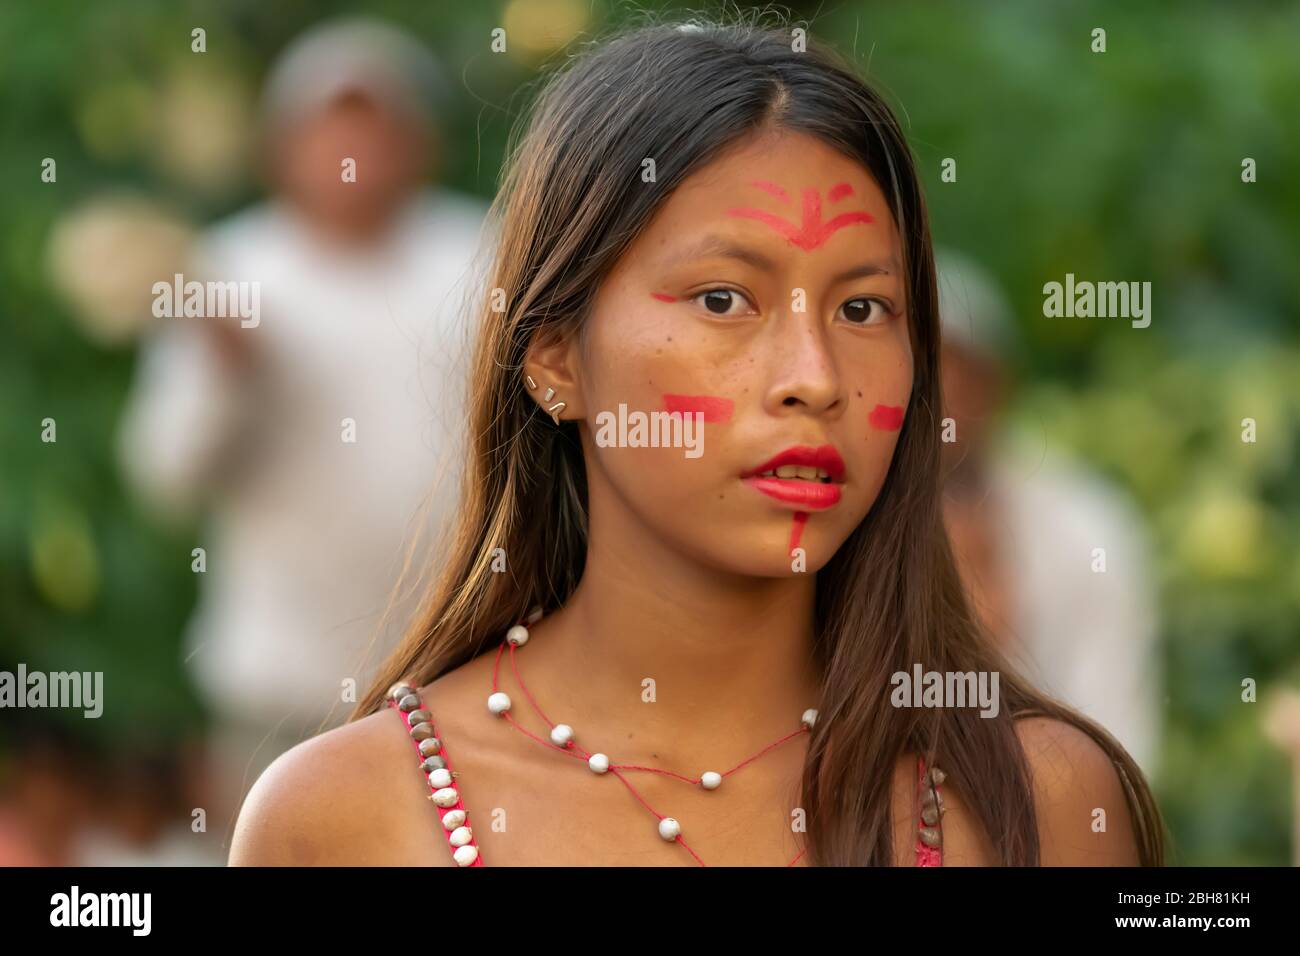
{"left": 703, "top": 290, "right": 735, "bottom": 314}
{"left": 692, "top": 288, "right": 751, "bottom": 316}
{"left": 841, "top": 297, "right": 884, "bottom": 324}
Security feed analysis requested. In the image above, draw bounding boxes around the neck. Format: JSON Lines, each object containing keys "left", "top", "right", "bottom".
{"left": 507, "top": 490, "right": 822, "bottom": 767}
{"left": 282, "top": 194, "right": 409, "bottom": 252}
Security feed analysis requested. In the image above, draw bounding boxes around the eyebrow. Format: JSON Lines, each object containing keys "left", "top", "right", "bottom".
{"left": 664, "top": 234, "right": 898, "bottom": 285}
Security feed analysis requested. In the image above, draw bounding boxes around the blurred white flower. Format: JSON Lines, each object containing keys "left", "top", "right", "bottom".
{"left": 1174, "top": 480, "right": 1269, "bottom": 580}
{"left": 1263, "top": 688, "right": 1300, "bottom": 753}
{"left": 46, "top": 194, "right": 195, "bottom": 345}
{"left": 30, "top": 498, "right": 100, "bottom": 613}
{"left": 151, "top": 66, "right": 254, "bottom": 195}
{"left": 502, "top": 0, "right": 590, "bottom": 61}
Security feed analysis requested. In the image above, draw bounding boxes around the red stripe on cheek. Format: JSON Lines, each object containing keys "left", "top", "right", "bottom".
{"left": 662, "top": 394, "right": 734, "bottom": 423}
{"left": 868, "top": 404, "right": 905, "bottom": 431}
{"left": 650, "top": 293, "right": 676, "bottom": 302}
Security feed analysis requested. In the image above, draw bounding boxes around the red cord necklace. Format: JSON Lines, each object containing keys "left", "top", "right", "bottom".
{"left": 485, "top": 609, "right": 815, "bottom": 867}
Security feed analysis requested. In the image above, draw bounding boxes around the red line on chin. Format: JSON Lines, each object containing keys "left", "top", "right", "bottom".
{"left": 662, "top": 393, "right": 734, "bottom": 423}
{"left": 789, "top": 512, "right": 809, "bottom": 553}
{"left": 868, "top": 403, "right": 905, "bottom": 431}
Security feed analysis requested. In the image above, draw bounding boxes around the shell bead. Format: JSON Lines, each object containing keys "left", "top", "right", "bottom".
{"left": 658, "top": 817, "right": 682, "bottom": 841}
{"left": 588, "top": 753, "right": 610, "bottom": 773}
{"left": 700, "top": 771, "right": 722, "bottom": 790}
{"left": 432, "top": 787, "right": 460, "bottom": 808}
{"left": 487, "top": 692, "right": 512, "bottom": 714}
{"left": 551, "top": 723, "right": 574, "bottom": 746}
{"left": 453, "top": 845, "right": 478, "bottom": 867}
{"left": 428, "top": 768, "right": 454, "bottom": 789}
{"left": 506, "top": 625, "right": 529, "bottom": 646}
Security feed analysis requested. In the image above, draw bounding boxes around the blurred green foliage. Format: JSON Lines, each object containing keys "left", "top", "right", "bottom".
{"left": 0, "top": 0, "right": 1296, "bottom": 863}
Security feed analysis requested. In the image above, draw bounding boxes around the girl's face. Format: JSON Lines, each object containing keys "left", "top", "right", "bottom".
{"left": 549, "top": 129, "right": 913, "bottom": 576}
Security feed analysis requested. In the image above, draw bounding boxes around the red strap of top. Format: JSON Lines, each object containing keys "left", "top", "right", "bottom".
{"left": 915, "top": 755, "right": 944, "bottom": 867}
{"left": 389, "top": 697, "right": 484, "bottom": 866}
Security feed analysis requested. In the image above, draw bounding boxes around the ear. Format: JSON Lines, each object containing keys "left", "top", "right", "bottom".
{"left": 522, "top": 330, "right": 584, "bottom": 424}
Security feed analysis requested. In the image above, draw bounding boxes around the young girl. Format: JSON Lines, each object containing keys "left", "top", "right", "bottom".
{"left": 231, "top": 18, "right": 1163, "bottom": 867}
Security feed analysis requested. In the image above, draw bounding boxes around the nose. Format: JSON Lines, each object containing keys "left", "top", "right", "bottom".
{"left": 759, "top": 308, "right": 844, "bottom": 418}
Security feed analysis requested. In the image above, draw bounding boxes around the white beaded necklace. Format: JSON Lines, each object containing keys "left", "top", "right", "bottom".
{"left": 483, "top": 607, "right": 818, "bottom": 866}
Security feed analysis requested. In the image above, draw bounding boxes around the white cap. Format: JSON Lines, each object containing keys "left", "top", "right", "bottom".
{"left": 260, "top": 17, "right": 447, "bottom": 131}
{"left": 934, "top": 246, "right": 1016, "bottom": 361}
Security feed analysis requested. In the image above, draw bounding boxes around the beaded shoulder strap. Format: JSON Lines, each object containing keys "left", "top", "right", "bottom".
{"left": 387, "top": 681, "right": 485, "bottom": 867}
{"left": 915, "top": 756, "right": 946, "bottom": 866}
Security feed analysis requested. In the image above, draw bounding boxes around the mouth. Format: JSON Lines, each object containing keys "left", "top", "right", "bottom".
{"left": 740, "top": 444, "right": 846, "bottom": 509}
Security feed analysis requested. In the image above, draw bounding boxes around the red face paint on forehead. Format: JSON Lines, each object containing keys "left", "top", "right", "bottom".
{"left": 868, "top": 403, "right": 905, "bottom": 431}
{"left": 751, "top": 180, "right": 790, "bottom": 203}
{"left": 727, "top": 181, "right": 874, "bottom": 252}
{"left": 662, "top": 394, "right": 734, "bottom": 423}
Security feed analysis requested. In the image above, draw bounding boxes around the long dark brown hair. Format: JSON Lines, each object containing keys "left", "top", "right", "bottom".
{"left": 353, "top": 13, "right": 1164, "bottom": 866}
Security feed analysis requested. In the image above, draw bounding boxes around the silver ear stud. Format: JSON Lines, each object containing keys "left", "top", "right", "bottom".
{"left": 542, "top": 386, "right": 555, "bottom": 402}
{"left": 524, "top": 374, "right": 537, "bottom": 390}
{"left": 547, "top": 401, "right": 566, "bottom": 425}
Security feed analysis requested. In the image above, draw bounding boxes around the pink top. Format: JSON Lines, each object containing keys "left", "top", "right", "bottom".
{"left": 389, "top": 694, "right": 945, "bottom": 866}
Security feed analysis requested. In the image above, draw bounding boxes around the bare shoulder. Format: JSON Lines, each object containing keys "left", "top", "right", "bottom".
{"left": 228, "top": 697, "right": 447, "bottom": 866}
{"left": 1016, "top": 715, "right": 1140, "bottom": 865}
{"left": 888, "top": 718, "right": 1141, "bottom": 867}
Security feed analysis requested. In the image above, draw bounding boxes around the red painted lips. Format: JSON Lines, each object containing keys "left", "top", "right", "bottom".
{"left": 740, "top": 444, "right": 846, "bottom": 509}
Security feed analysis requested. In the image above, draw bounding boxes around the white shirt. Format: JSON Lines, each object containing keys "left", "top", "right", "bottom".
{"left": 118, "top": 189, "right": 489, "bottom": 728}
{"left": 989, "top": 435, "right": 1161, "bottom": 774}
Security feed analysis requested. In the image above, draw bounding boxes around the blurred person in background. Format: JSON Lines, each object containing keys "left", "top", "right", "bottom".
{"left": 937, "top": 248, "right": 1162, "bottom": 773}
{"left": 116, "top": 17, "right": 489, "bottom": 852}
{"left": 0, "top": 720, "right": 95, "bottom": 866}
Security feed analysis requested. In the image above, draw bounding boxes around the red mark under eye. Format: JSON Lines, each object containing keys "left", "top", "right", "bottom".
{"left": 789, "top": 511, "right": 809, "bottom": 553}
{"left": 868, "top": 404, "right": 905, "bottom": 431}
{"left": 828, "top": 182, "right": 854, "bottom": 202}
{"left": 650, "top": 293, "right": 676, "bottom": 303}
{"left": 727, "top": 184, "right": 874, "bottom": 251}
{"left": 662, "top": 394, "right": 734, "bottom": 423}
